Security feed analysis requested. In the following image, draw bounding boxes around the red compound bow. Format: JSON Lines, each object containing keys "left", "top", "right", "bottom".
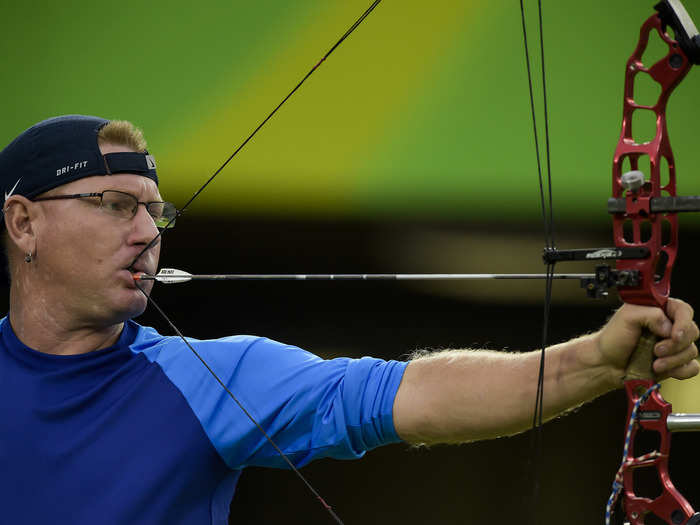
{"left": 614, "top": 2, "right": 700, "bottom": 522}
{"left": 547, "top": 2, "right": 700, "bottom": 523}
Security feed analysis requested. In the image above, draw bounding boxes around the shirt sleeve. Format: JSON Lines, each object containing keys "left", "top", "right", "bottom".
{"left": 136, "top": 331, "right": 408, "bottom": 470}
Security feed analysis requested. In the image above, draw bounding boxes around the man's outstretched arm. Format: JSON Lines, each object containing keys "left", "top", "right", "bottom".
{"left": 393, "top": 298, "right": 700, "bottom": 445}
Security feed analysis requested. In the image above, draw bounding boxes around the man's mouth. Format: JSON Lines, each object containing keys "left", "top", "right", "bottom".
{"left": 126, "top": 265, "right": 151, "bottom": 279}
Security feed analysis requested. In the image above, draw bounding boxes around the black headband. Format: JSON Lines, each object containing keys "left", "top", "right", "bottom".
{"left": 0, "top": 115, "right": 158, "bottom": 205}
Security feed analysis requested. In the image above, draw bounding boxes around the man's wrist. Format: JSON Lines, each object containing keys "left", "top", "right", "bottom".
{"left": 588, "top": 331, "right": 626, "bottom": 391}
{"left": 566, "top": 332, "right": 625, "bottom": 393}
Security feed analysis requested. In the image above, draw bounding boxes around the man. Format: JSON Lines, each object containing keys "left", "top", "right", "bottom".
{"left": 0, "top": 115, "right": 697, "bottom": 524}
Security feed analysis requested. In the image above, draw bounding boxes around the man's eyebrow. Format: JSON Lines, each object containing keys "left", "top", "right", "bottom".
{"left": 102, "top": 188, "right": 165, "bottom": 201}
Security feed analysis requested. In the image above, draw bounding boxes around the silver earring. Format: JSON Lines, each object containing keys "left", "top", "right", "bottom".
{"left": 24, "top": 252, "right": 32, "bottom": 263}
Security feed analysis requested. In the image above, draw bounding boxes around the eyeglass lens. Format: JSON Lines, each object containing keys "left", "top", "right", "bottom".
{"left": 101, "top": 191, "right": 176, "bottom": 229}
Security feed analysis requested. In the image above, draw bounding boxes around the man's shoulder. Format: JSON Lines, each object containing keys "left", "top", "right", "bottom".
{"left": 126, "top": 320, "right": 308, "bottom": 368}
{"left": 128, "top": 320, "right": 264, "bottom": 349}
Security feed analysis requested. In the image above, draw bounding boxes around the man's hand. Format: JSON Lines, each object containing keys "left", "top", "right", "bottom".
{"left": 596, "top": 298, "right": 700, "bottom": 385}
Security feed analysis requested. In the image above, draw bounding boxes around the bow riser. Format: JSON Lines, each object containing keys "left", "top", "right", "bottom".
{"left": 612, "top": 12, "right": 691, "bottom": 310}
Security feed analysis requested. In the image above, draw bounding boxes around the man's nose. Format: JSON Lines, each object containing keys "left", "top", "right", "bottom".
{"left": 131, "top": 203, "right": 160, "bottom": 242}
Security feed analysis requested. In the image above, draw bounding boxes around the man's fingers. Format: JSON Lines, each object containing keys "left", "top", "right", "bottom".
{"left": 666, "top": 297, "right": 695, "bottom": 321}
{"left": 653, "top": 343, "right": 699, "bottom": 377}
{"left": 595, "top": 298, "right": 698, "bottom": 383}
{"left": 632, "top": 305, "right": 672, "bottom": 339}
{"left": 666, "top": 298, "right": 699, "bottom": 342}
{"left": 657, "top": 357, "right": 700, "bottom": 381}
{"left": 649, "top": 299, "right": 699, "bottom": 380}
{"left": 655, "top": 328, "right": 699, "bottom": 358}
{"left": 634, "top": 298, "right": 699, "bottom": 345}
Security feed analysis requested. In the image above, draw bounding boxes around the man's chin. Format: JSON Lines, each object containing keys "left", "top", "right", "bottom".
{"left": 109, "top": 288, "right": 150, "bottom": 322}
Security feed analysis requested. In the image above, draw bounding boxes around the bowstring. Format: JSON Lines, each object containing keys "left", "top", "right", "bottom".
{"left": 519, "top": 0, "right": 555, "bottom": 523}
{"left": 130, "top": 2, "right": 384, "bottom": 523}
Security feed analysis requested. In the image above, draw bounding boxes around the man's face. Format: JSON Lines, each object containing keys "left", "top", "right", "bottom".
{"left": 32, "top": 143, "right": 162, "bottom": 325}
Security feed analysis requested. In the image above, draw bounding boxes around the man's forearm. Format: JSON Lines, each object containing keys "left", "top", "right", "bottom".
{"left": 392, "top": 333, "right": 621, "bottom": 445}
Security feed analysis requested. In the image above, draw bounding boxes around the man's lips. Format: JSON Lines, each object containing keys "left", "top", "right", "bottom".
{"left": 124, "top": 265, "right": 153, "bottom": 280}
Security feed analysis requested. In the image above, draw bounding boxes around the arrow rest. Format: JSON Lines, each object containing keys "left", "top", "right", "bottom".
{"left": 580, "top": 265, "right": 640, "bottom": 299}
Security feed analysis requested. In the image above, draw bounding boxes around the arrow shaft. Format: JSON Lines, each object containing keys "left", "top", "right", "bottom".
{"left": 140, "top": 272, "right": 595, "bottom": 282}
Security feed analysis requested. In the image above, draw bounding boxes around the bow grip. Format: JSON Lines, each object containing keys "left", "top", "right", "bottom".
{"left": 624, "top": 327, "right": 658, "bottom": 381}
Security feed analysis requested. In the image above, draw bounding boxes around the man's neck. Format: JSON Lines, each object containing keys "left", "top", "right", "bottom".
{"left": 9, "top": 286, "right": 124, "bottom": 356}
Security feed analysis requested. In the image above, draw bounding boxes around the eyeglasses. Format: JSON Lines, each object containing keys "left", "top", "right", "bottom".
{"left": 32, "top": 190, "right": 178, "bottom": 230}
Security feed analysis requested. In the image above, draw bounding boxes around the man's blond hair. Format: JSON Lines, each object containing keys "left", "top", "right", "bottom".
{"left": 97, "top": 120, "right": 148, "bottom": 152}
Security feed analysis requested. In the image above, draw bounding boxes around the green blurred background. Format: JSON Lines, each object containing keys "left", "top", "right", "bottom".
{"left": 3, "top": 1, "right": 700, "bottom": 523}
{"left": 3, "top": 0, "right": 699, "bottom": 223}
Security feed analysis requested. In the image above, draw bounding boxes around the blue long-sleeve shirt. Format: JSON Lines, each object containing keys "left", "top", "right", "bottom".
{"left": 0, "top": 317, "right": 407, "bottom": 524}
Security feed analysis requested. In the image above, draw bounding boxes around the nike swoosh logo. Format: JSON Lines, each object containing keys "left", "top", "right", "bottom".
{"left": 4, "top": 177, "right": 21, "bottom": 201}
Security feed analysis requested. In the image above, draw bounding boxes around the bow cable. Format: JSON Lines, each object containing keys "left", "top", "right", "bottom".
{"left": 131, "top": 2, "right": 384, "bottom": 523}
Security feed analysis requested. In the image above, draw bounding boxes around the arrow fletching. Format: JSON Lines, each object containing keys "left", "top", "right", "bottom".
{"left": 152, "top": 268, "right": 193, "bottom": 284}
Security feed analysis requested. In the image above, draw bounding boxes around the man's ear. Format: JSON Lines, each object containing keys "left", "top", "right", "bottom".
{"left": 4, "top": 196, "right": 38, "bottom": 255}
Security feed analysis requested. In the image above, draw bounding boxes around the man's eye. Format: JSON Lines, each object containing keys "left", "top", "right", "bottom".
{"left": 148, "top": 204, "right": 165, "bottom": 220}
{"left": 103, "top": 198, "right": 133, "bottom": 213}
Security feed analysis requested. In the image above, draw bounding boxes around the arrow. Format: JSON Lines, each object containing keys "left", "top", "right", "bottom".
{"left": 135, "top": 268, "right": 596, "bottom": 284}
